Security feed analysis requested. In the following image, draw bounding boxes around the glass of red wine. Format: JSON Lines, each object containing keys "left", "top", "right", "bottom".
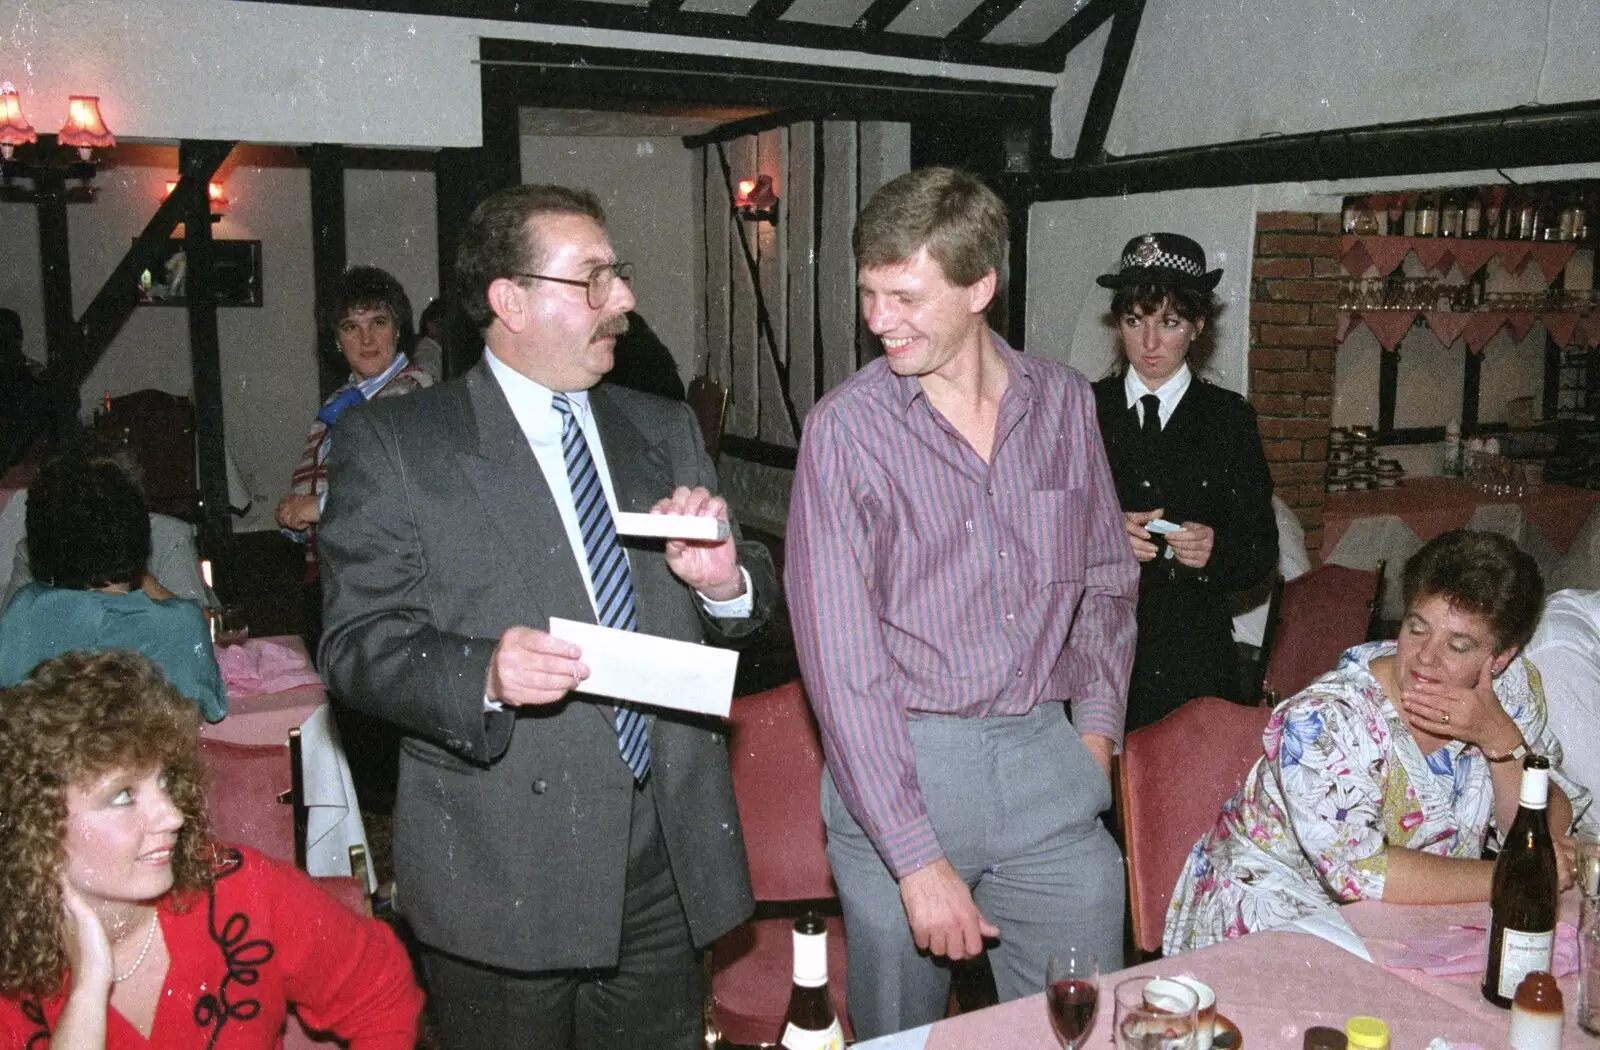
{"left": 1046, "top": 948, "right": 1100, "bottom": 1049}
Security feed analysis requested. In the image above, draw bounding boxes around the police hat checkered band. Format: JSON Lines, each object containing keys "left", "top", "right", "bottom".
{"left": 1121, "top": 235, "right": 1205, "bottom": 277}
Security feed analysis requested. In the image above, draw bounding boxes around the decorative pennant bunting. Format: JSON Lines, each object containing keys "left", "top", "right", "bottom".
{"left": 1424, "top": 311, "right": 1471, "bottom": 347}
{"left": 1462, "top": 313, "right": 1507, "bottom": 354}
{"left": 1361, "top": 311, "right": 1418, "bottom": 351}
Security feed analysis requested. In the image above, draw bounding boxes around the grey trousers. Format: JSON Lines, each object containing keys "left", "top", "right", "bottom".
{"left": 419, "top": 780, "right": 703, "bottom": 1050}
{"left": 822, "top": 703, "right": 1125, "bottom": 1040}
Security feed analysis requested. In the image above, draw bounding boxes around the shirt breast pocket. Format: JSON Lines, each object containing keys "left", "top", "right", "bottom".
{"left": 1025, "top": 488, "right": 1086, "bottom": 584}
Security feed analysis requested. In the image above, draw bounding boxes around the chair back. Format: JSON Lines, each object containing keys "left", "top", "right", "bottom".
{"left": 199, "top": 737, "right": 295, "bottom": 865}
{"left": 1120, "top": 696, "right": 1272, "bottom": 954}
{"left": 727, "top": 679, "right": 834, "bottom": 901}
{"left": 1260, "top": 563, "right": 1381, "bottom": 703}
{"left": 686, "top": 375, "right": 730, "bottom": 465}
{"left": 94, "top": 389, "right": 198, "bottom": 519}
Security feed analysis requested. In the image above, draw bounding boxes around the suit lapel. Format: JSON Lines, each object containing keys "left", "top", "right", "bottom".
{"left": 454, "top": 360, "right": 596, "bottom": 629}
{"left": 590, "top": 385, "right": 675, "bottom": 514}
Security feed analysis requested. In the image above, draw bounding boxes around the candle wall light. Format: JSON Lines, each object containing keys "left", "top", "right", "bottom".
{"left": 0, "top": 80, "right": 115, "bottom": 200}
{"left": 164, "top": 178, "right": 229, "bottom": 220}
{"left": 733, "top": 174, "right": 779, "bottom": 224}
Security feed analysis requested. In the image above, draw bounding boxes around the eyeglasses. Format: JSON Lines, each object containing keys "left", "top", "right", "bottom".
{"left": 513, "top": 261, "right": 634, "bottom": 309}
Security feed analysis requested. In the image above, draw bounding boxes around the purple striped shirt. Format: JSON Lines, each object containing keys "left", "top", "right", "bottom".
{"left": 785, "top": 336, "right": 1138, "bottom": 878}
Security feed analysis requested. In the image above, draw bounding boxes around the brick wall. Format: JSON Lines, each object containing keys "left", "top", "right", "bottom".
{"left": 1249, "top": 211, "right": 1342, "bottom": 561}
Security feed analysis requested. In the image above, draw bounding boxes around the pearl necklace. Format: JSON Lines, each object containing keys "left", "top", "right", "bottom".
{"left": 113, "top": 912, "right": 159, "bottom": 984}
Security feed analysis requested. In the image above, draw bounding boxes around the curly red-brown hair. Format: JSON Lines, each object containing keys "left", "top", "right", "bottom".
{"left": 0, "top": 650, "right": 215, "bottom": 997}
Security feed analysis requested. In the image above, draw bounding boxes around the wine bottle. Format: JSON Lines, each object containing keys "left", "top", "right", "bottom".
{"left": 1482, "top": 755, "right": 1560, "bottom": 1009}
{"left": 780, "top": 914, "right": 844, "bottom": 1050}
{"left": 1417, "top": 191, "right": 1439, "bottom": 236}
{"left": 1464, "top": 188, "right": 1483, "bottom": 238}
{"left": 1441, "top": 191, "right": 1462, "bottom": 238}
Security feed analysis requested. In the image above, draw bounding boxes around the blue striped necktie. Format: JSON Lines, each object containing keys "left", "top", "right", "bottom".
{"left": 552, "top": 393, "right": 650, "bottom": 781}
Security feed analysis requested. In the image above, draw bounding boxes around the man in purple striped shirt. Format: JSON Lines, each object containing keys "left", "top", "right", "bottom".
{"left": 786, "top": 168, "right": 1139, "bottom": 1038}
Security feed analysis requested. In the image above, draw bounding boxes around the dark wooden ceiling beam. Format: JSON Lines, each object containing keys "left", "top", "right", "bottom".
{"left": 1041, "top": 0, "right": 1117, "bottom": 64}
{"left": 228, "top": 0, "right": 1064, "bottom": 72}
{"left": 648, "top": 0, "right": 685, "bottom": 11}
{"left": 853, "top": 0, "right": 914, "bottom": 34}
{"left": 745, "top": 0, "right": 798, "bottom": 19}
{"left": 1019, "top": 99, "right": 1600, "bottom": 202}
{"left": 948, "top": 0, "right": 1030, "bottom": 44}
{"left": 1073, "top": 0, "right": 1144, "bottom": 160}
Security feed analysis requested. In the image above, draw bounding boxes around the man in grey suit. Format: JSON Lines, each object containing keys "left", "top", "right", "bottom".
{"left": 317, "top": 184, "right": 777, "bottom": 1050}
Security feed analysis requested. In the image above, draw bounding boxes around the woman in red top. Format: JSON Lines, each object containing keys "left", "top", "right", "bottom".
{"left": 0, "top": 650, "right": 423, "bottom": 1049}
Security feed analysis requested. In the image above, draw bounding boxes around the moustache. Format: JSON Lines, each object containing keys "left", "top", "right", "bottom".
{"left": 593, "top": 315, "right": 630, "bottom": 341}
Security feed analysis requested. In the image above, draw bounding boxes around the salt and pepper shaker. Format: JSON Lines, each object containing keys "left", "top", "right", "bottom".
{"left": 1510, "top": 971, "right": 1564, "bottom": 1050}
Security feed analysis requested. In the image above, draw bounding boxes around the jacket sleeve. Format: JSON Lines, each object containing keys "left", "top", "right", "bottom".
{"left": 1205, "top": 398, "right": 1279, "bottom": 593}
{"left": 316, "top": 405, "right": 512, "bottom": 763}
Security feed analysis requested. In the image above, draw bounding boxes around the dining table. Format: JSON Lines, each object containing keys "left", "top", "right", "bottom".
{"left": 855, "top": 894, "right": 1597, "bottom": 1049}
{"left": 201, "top": 634, "right": 373, "bottom": 887}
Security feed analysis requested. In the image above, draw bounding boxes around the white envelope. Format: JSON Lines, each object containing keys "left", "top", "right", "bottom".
{"left": 613, "top": 511, "right": 730, "bottom": 542}
{"left": 549, "top": 617, "right": 739, "bottom": 718}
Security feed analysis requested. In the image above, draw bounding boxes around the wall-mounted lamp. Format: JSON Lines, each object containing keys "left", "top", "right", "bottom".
{"left": 733, "top": 174, "right": 779, "bottom": 224}
{"left": 0, "top": 81, "right": 114, "bottom": 197}
{"left": 164, "top": 178, "right": 229, "bottom": 219}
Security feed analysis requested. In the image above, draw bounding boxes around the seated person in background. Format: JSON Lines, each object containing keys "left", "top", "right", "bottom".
{"left": 3, "top": 440, "right": 215, "bottom": 612}
{"left": 0, "top": 650, "right": 423, "bottom": 1049}
{"left": 1165, "top": 530, "right": 1581, "bottom": 954}
{"left": 411, "top": 296, "right": 446, "bottom": 382}
{"left": 0, "top": 450, "right": 226, "bottom": 722}
{"left": 1525, "top": 588, "right": 1600, "bottom": 832}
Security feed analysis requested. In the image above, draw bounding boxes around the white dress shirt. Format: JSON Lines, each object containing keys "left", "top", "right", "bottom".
{"left": 1525, "top": 588, "right": 1600, "bottom": 831}
{"left": 484, "top": 349, "right": 751, "bottom": 620}
{"left": 1123, "top": 361, "right": 1192, "bottom": 430}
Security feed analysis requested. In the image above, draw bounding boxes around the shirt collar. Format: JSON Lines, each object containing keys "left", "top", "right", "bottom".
{"left": 1123, "top": 361, "right": 1192, "bottom": 414}
{"left": 887, "top": 329, "right": 1034, "bottom": 413}
{"left": 352, "top": 351, "right": 411, "bottom": 399}
{"left": 484, "top": 347, "right": 593, "bottom": 437}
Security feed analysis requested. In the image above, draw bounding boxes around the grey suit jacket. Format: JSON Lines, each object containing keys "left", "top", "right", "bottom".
{"left": 317, "top": 358, "right": 775, "bottom": 971}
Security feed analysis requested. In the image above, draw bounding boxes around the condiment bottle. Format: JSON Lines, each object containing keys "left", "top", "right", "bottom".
{"left": 1344, "top": 1017, "right": 1389, "bottom": 1050}
{"left": 1304, "top": 1026, "right": 1347, "bottom": 1050}
{"left": 1510, "top": 971, "right": 1564, "bottom": 1050}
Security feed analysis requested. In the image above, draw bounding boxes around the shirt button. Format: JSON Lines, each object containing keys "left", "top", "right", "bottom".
{"left": 987, "top": 485, "right": 995, "bottom": 495}
{"left": 999, "top": 550, "right": 1008, "bottom": 559}
{"left": 1016, "top": 669, "right": 1024, "bottom": 678}
{"left": 1006, "top": 612, "right": 1016, "bottom": 622}
{"left": 531, "top": 779, "right": 548, "bottom": 795}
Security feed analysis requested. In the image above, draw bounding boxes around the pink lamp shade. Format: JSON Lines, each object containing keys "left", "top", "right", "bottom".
{"left": 0, "top": 82, "right": 38, "bottom": 156}
{"left": 57, "top": 95, "right": 114, "bottom": 150}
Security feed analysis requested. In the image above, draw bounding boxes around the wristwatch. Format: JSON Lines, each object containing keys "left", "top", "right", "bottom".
{"left": 1484, "top": 739, "right": 1530, "bottom": 763}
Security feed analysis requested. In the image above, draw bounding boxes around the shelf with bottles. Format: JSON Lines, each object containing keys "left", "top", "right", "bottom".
{"left": 1341, "top": 184, "right": 1596, "bottom": 242}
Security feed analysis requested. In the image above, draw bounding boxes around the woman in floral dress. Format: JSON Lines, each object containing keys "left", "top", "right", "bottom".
{"left": 1165, "top": 530, "right": 1583, "bottom": 954}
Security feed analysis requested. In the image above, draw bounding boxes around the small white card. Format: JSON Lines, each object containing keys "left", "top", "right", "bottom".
{"left": 613, "top": 511, "right": 730, "bottom": 542}
{"left": 549, "top": 617, "right": 739, "bottom": 718}
{"left": 1145, "top": 518, "right": 1183, "bottom": 535}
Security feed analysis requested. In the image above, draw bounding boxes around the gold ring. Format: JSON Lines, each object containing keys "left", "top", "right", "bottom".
{"left": 1441, "top": 712, "right": 1451, "bottom": 725}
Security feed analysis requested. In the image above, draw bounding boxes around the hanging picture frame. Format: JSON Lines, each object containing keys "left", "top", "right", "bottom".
{"left": 134, "top": 238, "right": 263, "bottom": 308}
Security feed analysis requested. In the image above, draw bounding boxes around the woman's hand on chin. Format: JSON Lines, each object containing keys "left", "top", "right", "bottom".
{"left": 60, "top": 880, "right": 114, "bottom": 996}
{"left": 1399, "top": 654, "right": 1520, "bottom": 752}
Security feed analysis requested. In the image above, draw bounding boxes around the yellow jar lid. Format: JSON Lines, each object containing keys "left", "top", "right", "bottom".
{"left": 1345, "top": 1016, "right": 1390, "bottom": 1049}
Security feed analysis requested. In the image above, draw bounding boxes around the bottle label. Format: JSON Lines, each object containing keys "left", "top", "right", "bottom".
{"left": 1496, "top": 928, "right": 1555, "bottom": 999}
{"left": 792, "top": 930, "right": 828, "bottom": 987}
{"left": 780, "top": 1018, "right": 844, "bottom": 1050}
{"left": 1520, "top": 766, "right": 1550, "bottom": 809}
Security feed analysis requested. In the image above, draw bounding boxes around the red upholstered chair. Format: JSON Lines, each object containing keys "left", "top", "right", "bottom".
{"left": 199, "top": 737, "right": 297, "bottom": 865}
{"left": 1119, "top": 696, "right": 1273, "bottom": 955}
{"left": 1259, "top": 563, "right": 1382, "bottom": 705}
{"left": 707, "top": 680, "right": 852, "bottom": 1046}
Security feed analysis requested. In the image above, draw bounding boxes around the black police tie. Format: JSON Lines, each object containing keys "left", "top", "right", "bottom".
{"left": 1140, "top": 394, "right": 1162, "bottom": 440}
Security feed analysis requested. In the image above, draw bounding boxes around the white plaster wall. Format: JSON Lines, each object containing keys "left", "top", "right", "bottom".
{"left": 1, "top": 0, "right": 1053, "bottom": 149}
{"left": 346, "top": 166, "right": 440, "bottom": 321}
{"left": 519, "top": 134, "right": 701, "bottom": 382}
{"left": 1085, "top": 0, "right": 1598, "bottom": 158}
{"left": 1026, "top": 185, "right": 1255, "bottom": 392}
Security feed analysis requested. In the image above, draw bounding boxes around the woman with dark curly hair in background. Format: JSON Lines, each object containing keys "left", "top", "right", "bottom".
{"left": 0, "top": 650, "right": 422, "bottom": 1049}
{"left": 0, "top": 449, "right": 225, "bottom": 721}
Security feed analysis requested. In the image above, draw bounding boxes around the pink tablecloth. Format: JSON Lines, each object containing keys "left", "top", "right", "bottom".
{"left": 917, "top": 899, "right": 1598, "bottom": 1050}
{"left": 202, "top": 635, "right": 326, "bottom": 746}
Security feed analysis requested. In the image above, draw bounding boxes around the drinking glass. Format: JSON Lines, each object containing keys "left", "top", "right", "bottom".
{"left": 1045, "top": 949, "right": 1100, "bottom": 1049}
{"left": 1114, "top": 976, "right": 1200, "bottom": 1050}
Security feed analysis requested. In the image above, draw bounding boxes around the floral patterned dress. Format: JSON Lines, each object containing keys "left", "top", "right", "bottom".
{"left": 1163, "top": 641, "right": 1577, "bottom": 955}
